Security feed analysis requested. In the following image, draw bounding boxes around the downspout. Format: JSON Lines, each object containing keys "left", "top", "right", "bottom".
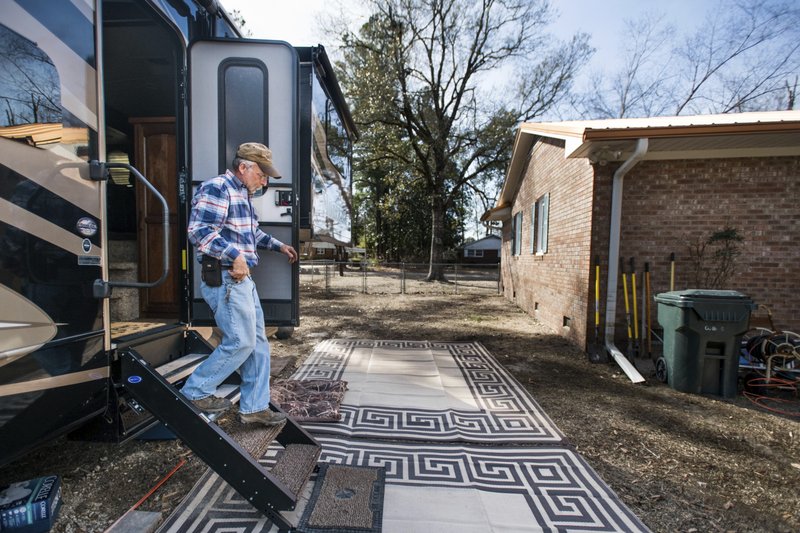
{"left": 604, "top": 138, "right": 648, "bottom": 383}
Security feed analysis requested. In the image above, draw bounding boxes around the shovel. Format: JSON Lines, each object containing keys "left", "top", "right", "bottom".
{"left": 630, "top": 257, "right": 640, "bottom": 358}
{"left": 669, "top": 252, "right": 676, "bottom": 291}
{"left": 588, "top": 256, "right": 608, "bottom": 363}
{"left": 645, "top": 262, "right": 652, "bottom": 359}
{"left": 622, "top": 258, "right": 634, "bottom": 361}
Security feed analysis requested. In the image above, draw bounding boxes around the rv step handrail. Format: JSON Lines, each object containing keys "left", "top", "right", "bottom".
{"left": 92, "top": 161, "right": 169, "bottom": 298}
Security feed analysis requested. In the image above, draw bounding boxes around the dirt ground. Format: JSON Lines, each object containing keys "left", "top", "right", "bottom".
{"left": 1, "top": 286, "right": 798, "bottom": 532}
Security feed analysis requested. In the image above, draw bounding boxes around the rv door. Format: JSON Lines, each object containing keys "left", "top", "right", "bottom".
{"left": 188, "top": 40, "right": 299, "bottom": 327}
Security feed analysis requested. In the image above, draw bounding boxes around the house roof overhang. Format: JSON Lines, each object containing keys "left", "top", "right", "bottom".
{"left": 480, "top": 205, "right": 512, "bottom": 222}
{"left": 483, "top": 110, "right": 800, "bottom": 219}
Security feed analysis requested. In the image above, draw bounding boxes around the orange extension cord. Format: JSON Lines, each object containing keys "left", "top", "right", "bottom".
{"left": 742, "top": 375, "right": 800, "bottom": 417}
{"left": 104, "top": 457, "right": 186, "bottom": 532}
{"left": 130, "top": 457, "right": 187, "bottom": 510}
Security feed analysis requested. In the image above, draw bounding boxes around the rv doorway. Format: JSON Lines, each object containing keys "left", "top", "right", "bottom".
{"left": 102, "top": 0, "right": 184, "bottom": 332}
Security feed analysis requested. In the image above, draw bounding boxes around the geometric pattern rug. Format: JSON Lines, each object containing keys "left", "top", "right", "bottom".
{"left": 158, "top": 340, "right": 651, "bottom": 533}
{"left": 295, "top": 340, "right": 565, "bottom": 444}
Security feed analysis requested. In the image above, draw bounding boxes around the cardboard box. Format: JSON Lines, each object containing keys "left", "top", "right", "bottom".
{"left": 0, "top": 476, "right": 62, "bottom": 532}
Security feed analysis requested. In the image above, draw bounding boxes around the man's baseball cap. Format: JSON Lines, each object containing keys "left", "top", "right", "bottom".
{"left": 236, "top": 142, "right": 282, "bottom": 178}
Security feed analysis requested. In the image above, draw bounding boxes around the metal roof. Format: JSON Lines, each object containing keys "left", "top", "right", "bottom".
{"left": 519, "top": 110, "right": 800, "bottom": 160}
{"left": 463, "top": 235, "right": 501, "bottom": 250}
{"left": 483, "top": 110, "right": 800, "bottom": 221}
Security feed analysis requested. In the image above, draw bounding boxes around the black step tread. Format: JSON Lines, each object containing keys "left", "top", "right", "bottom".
{"left": 270, "top": 444, "right": 321, "bottom": 499}
{"left": 218, "top": 415, "right": 287, "bottom": 459}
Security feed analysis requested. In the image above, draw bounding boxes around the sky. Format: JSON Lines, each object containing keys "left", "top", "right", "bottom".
{"left": 220, "top": 0, "right": 722, "bottom": 239}
{"left": 222, "top": 0, "right": 720, "bottom": 82}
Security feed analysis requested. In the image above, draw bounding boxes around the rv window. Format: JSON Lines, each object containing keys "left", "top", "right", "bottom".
{"left": 0, "top": 18, "right": 98, "bottom": 342}
{"left": 0, "top": 24, "right": 63, "bottom": 136}
{"left": 220, "top": 60, "right": 268, "bottom": 171}
{"left": 325, "top": 99, "right": 351, "bottom": 180}
{"left": 309, "top": 72, "right": 352, "bottom": 244}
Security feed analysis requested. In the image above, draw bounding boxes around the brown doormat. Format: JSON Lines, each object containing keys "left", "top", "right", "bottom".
{"left": 297, "top": 464, "right": 385, "bottom": 533}
{"left": 271, "top": 379, "right": 348, "bottom": 422}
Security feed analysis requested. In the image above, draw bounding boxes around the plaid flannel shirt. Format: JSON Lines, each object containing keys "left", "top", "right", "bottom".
{"left": 188, "top": 170, "right": 284, "bottom": 267}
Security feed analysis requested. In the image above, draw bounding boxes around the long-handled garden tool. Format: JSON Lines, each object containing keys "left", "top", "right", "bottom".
{"left": 630, "top": 257, "right": 640, "bottom": 358}
{"left": 645, "top": 262, "right": 652, "bottom": 359}
{"left": 669, "top": 252, "right": 676, "bottom": 291}
{"left": 621, "top": 258, "right": 634, "bottom": 360}
{"left": 588, "top": 256, "right": 608, "bottom": 363}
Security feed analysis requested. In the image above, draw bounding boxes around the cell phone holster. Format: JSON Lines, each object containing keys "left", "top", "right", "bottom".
{"left": 201, "top": 254, "right": 222, "bottom": 287}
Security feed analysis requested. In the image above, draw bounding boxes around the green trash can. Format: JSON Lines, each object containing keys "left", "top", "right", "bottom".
{"left": 655, "top": 290, "right": 755, "bottom": 398}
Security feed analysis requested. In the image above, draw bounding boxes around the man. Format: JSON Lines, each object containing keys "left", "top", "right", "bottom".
{"left": 182, "top": 142, "right": 298, "bottom": 426}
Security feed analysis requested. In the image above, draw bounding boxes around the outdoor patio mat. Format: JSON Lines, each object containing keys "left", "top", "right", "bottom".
{"left": 295, "top": 340, "right": 565, "bottom": 444}
{"left": 158, "top": 340, "right": 651, "bottom": 533}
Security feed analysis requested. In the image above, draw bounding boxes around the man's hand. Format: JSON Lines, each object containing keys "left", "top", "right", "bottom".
{"left": 230, "top": 255, "right": 250, "bottom": 281}
{"left": 280, "top": 244, "right": 298, "bottom": 263}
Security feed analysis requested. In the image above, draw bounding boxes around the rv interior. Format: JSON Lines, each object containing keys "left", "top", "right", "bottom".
{"left": 102, "top": 0, "right": 184, "bottom": 338}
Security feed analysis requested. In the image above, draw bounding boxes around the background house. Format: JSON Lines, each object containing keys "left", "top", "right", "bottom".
{"left": 307, "top": 241, "right": 336, "bottom": 260}
{"left": 462, "top": 235, "right": 501, "bottom": 264}
{"left": 482, "top": 111, "right": 800, "bottom": 353}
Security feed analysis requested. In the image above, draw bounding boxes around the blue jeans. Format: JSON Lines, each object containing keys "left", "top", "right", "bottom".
{"left": 181, "top": 271, "right": 271, "bottom": 414}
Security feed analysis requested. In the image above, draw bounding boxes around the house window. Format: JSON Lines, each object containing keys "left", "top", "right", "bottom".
{"left": 512, "top": 212, "right": 523, "bottom": 255}
{"left": 533, "top": 193, "right": 549, "bottom": 254}
{"left": 465, "top": 249, "right": 484, "bottom": 258}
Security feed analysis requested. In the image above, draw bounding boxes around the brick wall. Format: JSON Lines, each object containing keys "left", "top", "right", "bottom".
{"left": 593, "top": 156, "right": 800, "bottom": 345}
{"left": 501, "top": 137, "right": 595, "bottom": 347}
{"left": 502, "top": 144, "right": 799, "bottom": 353}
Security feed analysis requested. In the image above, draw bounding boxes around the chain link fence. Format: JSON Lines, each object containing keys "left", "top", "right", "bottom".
{"left": 300, "top": 261, "right": 501, "bottom": 295}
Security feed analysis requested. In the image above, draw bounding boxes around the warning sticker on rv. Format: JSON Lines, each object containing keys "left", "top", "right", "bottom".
{"left": 78, "top": 256, "right": 101, "bottom": 266}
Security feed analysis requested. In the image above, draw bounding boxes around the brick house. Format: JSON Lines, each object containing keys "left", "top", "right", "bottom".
{"left": 482, "top": 111, "right": 800, "bottom": 363}
{"left": 462, "top": 235, "right": 501, "bottom": 264}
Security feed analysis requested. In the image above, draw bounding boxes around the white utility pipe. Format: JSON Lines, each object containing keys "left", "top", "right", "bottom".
{"left": 604, "top": 138, "right": 648, "bottom": 383}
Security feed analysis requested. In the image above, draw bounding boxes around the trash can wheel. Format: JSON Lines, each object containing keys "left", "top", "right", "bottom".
{"left": 655, "top": 357, "right": 668, "bottom": 383}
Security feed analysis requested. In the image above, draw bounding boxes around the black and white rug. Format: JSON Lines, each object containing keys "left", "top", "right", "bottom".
{"left": 296, "top": 340, "right": 565, "bottom": 444}
{"left": 158, "top": 340, "right": 650, "bottom": 533}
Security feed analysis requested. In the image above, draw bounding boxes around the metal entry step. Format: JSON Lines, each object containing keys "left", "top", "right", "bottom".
{"left": 120, "top": 348, "right": 321, "bottom": 531}
{"left": 156, "top": 353, "right": 209, "bottom": 384}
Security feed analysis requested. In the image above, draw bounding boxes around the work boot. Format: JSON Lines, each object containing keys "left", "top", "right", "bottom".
{"left": 191, "top": 395, "right": 233, "bottom": 413}
{"left": 239, "top": 409, "right": 287, "bottom": 426}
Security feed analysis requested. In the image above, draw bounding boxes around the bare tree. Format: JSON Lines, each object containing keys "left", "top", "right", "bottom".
{"left": 687, "top": 226, "right": 744, "bottom": 289}
{"left": 784, "top": 76, "right": 798, "bottom": 110}
{"left": 582, "top": 13, "right": 675, "bottom": 118}
{"left": 676, "top": 0, "right": 800, "bottom": 114}
{"left": 337, "top": 0, "right": 592, "bottom": 280}
{"left": 580, "top": 0, "right": 800, "bottom": 118}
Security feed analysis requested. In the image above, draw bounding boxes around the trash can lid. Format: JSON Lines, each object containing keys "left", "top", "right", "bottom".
{"left": 654, "top": 289, "right": 753, "bottom": 307}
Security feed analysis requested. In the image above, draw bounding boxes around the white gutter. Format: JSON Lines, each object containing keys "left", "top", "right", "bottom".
{"left": 604, "top": 138, "right": 648, "bottom": 383}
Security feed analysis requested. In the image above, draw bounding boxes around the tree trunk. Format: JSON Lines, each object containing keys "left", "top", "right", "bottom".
{"left": 426, "top": 196, "right": 447, "bottom": 281}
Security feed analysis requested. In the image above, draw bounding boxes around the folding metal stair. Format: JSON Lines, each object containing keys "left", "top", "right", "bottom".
{"left": 116, "top": 330, "right": 321, "bottom": 532}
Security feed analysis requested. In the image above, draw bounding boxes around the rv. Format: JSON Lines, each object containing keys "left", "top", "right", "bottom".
{"left": 0, "top": 0, "right": 355, "bottom": 528}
